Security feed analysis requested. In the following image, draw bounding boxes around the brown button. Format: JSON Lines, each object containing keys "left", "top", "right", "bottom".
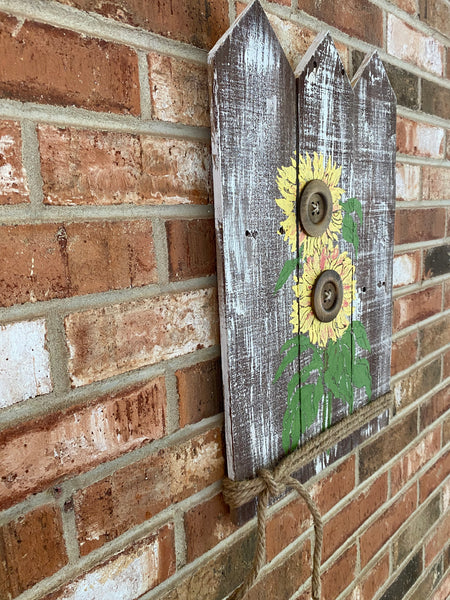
{"left": 313, "top": 269, "right": 344, "bottom": 322}
{"left": 299, "top": 179, "right": 333, "bottom": 237}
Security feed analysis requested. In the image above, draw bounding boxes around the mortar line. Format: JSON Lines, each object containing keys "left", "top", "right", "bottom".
{"left": 395, "top": 154, "right": 450, "bottom": 166}
{"left": 152, "top": 217, "right": 170, "bottom": 286}
{"left": 0, "top": 99, "right": 211, "bottom": 140}
{"left": 392, "top": 273, "right": 450, "bottom": 299}
{"left": 390, "top": 345, "right": 450, "bottom": 384}
{"left": 0, "top": 0, "right": 207, "bottom": 64}
{"left": 137, "top": 50, "right": 152, "bottom": 120}
{"left": 0, "top": 345, "right": 221, "bottom": 431}
{"left": 20, "top": 120, "right": 43, "bottom": 214}
{"left": 45, "top": 310, "right": 71, "bottom": 395}
{"left": 394, "top": 237, "right": 449, "bottom": 254}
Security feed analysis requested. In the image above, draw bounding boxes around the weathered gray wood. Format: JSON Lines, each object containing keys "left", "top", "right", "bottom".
{"left": 209, "top": 1, "right": 396, "bottom": 497}
{"left": 209, "top": 0, "right": 297, "bottom": 481}
{"left": 352, "top": 53, "right": 396, "bottom": 408}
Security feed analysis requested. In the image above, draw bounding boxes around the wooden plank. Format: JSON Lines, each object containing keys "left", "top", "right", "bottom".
{"left": 292, "top": 33, "right": 356, "bottom": 449}
{"left": 352, "top": 53, "right": 396, "bottom": 408}
{"left": 209, "top": 0, "right": 297, "bottom": 482}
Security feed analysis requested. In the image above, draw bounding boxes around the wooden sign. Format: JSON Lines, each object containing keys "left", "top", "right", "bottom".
{"left": 209, "top": 0, "right": 396, "bottom": 494}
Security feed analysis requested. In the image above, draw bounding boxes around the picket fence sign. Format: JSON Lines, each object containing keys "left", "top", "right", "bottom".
{"left": 209, "top": 0, "right": 396, "bottom": 517}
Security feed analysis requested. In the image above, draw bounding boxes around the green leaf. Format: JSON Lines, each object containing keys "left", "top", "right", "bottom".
{"left": 280, "top": 335, "right": 301, "bottom": 353}
{"left": 351, "top": 321, "right": 371, "bottom": 351}
{"left": 274, "top": 346, "right": 299, "bottom": 382}
{"left": 324, "top": 336, "right": 353, "bottom": 409}
{"left": 300, "top": 349, "right": 323, "bottom": 383}
{"left": 342, "top": 213, "right": 359, "bottom": 258}
{"left": 299, "top": 384, "right": 317, "bottom": 431}
{"left": 287, "top": 372, "right": 300, "bottom": 399}
{"left": 274, "top": 257, "right": 300, "bottom": 293}
{"left": 341, "top": 197, "right": 363, "bottom": 222}
{"left": 352, "top": 358, "right": 372, "bottom": 400}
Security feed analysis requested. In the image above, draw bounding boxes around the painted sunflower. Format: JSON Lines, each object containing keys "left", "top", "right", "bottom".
{"left": 290, "top": 246, "right": 356, "bottom": 347}
{"left": 276, "top": 152, "right": 345, "bottom": 256}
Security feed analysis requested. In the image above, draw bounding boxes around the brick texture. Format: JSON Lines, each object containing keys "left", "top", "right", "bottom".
{"left": 166, "top": 219, "right": 216, "bottom": 281}
{"left": 0, "top": 120, "right": 29, "bottom": 204}
{"left": 176, "top": 358, "right": 223, "bottom": 427}
{"left": 0, "top": 221, "right": 157, "bottom": 306}
{"left": 395, "top": 209, "right": 446, "bottom": 245}
{"left": 296, "top": 0, "right": 383, "bottom": 46}
{"left": 359, "top": 411, "right": 418, "bottom": 482}
{"left": 425, "top": 513, "right": 450, "bottom": 566}
{"left": 396, "top": 117, "right": 445, "bottom": 158}
{"left": 422, "top": 166, "right": 450, "bottom": 201}
{"left": 395, "top": 164, "right": 420, "bottom": 202}
{"left": 0, "top": 378, "right": 166, "bottom": 510}
{"left": 387, "top": 14, "right": 444, "bottom": 75}
{"left": 393, "top": 286, "right": 442, "bottom": 332}
{"left": 54, "top": 0, "right": 229, "bottom": 49}
{"left": 419, "top": 450, "right": 450, "bottom": 503}
{"left": 149, "top": 53, "right": 209, "bottom": 127}
{"left": 360, "top": 485, "right": 417, "bottom": 567}
{"left": 65, "top": 288, "right": 219, "bottom": 386}
{"left": 393, "top": 358, "right": 441, "bottom": 410}
{"left": 0, "top": 505, "right": 68, "bottom": 599}
{"left": 379, "top": 551, "right": 422, "bottom": 600}
{"left": 393, "top": 252, "right": 421, "bottom": 288}
{"left": 422, "top": 80, "right": 450, "bottom": 120}
{"left": 74, "top": 428, "right": 224, "bottom": 554}
{"left": 419, "top": 316, "right": 450, "bottom": 357}
{"left": 0, "top": 14, "right": 139, "bottom": 114}
{"left": 390, "top": 427, "right": 441, "bottom": 496}
{"left": 391, "top": 332, "right": 418, "bottom": 376}
{"left": 420, "top": 386, "right": 450, "bottom": 431}
{"left": 347, "top": 554, "right": 390, "bottom": 600}
{"left": 39, "top": 127, "right": 211, "bottom": 206}
{"left": 185, "top": 493, "right": 238, "bottom": 562}
{"left": 419, "top": 0, "right": 450, "bottom": 38}
{"left": 322, "top": 474, "right": 387, "bottom": 561}
{"left": 44, "top": 525, "right": 175, "bottom": 600}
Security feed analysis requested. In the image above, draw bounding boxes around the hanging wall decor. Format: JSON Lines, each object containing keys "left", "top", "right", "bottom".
{"left": 209, "top": 0, "right": 396, "bottom": 515}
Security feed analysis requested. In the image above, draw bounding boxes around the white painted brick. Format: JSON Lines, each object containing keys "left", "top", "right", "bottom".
{"left": 393, "top": 254, "right": 419, "bottom": 288}
{"left": 0, "top": 319, "right": 52, "bottom": 408}
{"left": 396, "top": 164, "right": 420, "bottom": 202}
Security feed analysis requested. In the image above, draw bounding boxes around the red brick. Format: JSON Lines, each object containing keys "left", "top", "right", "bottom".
{"left": 65, "top": 288, "right": 219, "bottom": 387}
{"left": 445, "top": 281, "right": 450, "bottom": 309}
{"left": 74, "top": 428, "right": 224, "bottom": 554}
{"left": 54, "top": 0, "right": 229, "bottom": 49}
{"left": 44, "top": 525, "right": 175, "bottom": 600}
{"left": 393, "top": 358, "right": 441, "bottom": 410}
{"left": 149, "top": 53, "right": 209, "bottom": 127}
{"left": 394, "top": 0, "right": 417, "bottom": 13}
{"left": 396, "top": 117, "right": 445, "bottom": 158}
{"left": 246, "top": 540, "right": 312, "bottom": 600}
{"left": 422, "top": 166, "right": 450, "bottom": 201}
{"left": 393, "top": 286, "right": 442, "bottom": 332}
{"left": 360, "top": 484, "right": 416, "bottom": 567}
{"left": 0, "top": 505, "right": 67, "bottom": 598}
{"left": 0, "top": 14, "right": 139, "bottom": 114}
{"left": 167, "top": 219, "right": 216, "bottom": 281}
{"left": 266, "top": 15, "right": 317, "bottom": 71}
{"left": 432, "top": 576, "right": 450, "bottom": 600}
{"left": 419, "top": 317, "right": 450, "bottom": 358}
{"left": 391, "top": 426, "right": 441, "bottom": 496}
{"left": 0, "top": 120, "right": 29, "bottom": 204}
{"left": 0, "top": 378, "right": 166, "bottom": 511}
{"left": 419, "top": 451, "right": 450, "bottom": 503}
{"left": 176, "top": 358, "right": 223, "bottom": 427}
{"left": 396, "top": 163, "right": 420, "bottom": 202}
{"left": 185, "top": 493, "right": 237, "bottom": 561}
{"left": 420, "top": 385, "right": 450, "bottom": 431}
{"left": 297, "top": 0, "right": 383, "bottom": 46}
{"left": 395, "top": 209, "right": 446, "bottom": 246}
{"left": 391, "top": 332, "right": 418, "bottom": 376}
{"left": 39, "top": 126, "right": 211, "bottom": 206}
{"left": 322, "top": 545, "right": 357, "bottom": 600}
{"left": 393, "top": 251, "right": 421, "bottom": 289}
{"left": 266, "top": 456, "right": 355, "bottom": 561}
{"left": 425, "top": 513, "right": 450, "bottom": 566}
{"left": 322, "top": 473, "right": 387, "bottom": 561}
{"left": 387, "top": 14, "right": 444, "bottom": 75}
{"left": 347, "top": 553, "right": 390, "bottom": 600}
{"left": 359, "top": 411, "right": 418, "bottom": 481}
{"left": 0, "top": 221, "right": 157, "bottom": 306}
{"left": 419, "top": 0, "right": 450, "bottom": 38}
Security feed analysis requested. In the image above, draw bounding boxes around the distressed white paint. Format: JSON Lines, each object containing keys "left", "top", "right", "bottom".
{"left": 396, "top": 164, "right": 420, "bottom": 202}
{"left": 393, "top": 253, "right": 418, "bottom": 287}
{"left": 51, "top": 539, "right": 162, "bottom": 600}
{"left": 0, "top": 319, "right": 52, "bottom": 408}
{"left": 0, "top": 133, "right": 27, "bottom": 194}
{"left": 387, "top": 14, "right": 444, "bottom": 76}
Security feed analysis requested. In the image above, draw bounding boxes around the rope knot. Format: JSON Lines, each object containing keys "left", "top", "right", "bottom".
{"left": 258, "top": 468, "right": 284, "bottom": 498}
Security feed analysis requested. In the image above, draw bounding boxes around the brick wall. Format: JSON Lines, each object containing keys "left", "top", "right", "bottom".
{"left": 0, "top": 0, "right": 448, "bottom": 599}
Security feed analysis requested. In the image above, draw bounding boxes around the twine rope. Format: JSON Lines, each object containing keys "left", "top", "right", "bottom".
{"left": 223, "top": 391, "right": 393, "bottom": 600}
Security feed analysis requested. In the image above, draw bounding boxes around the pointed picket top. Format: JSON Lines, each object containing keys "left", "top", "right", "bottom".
{"left": 209, "top": 0, "right": 297, "bottom": 487}
{"left": 352, "top": 51, "right": 396, "bottom": 103}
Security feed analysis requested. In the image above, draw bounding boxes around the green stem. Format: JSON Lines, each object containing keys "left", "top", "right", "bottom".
{"left": 321, "top": 347, "right": 327, "bottom": 432}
